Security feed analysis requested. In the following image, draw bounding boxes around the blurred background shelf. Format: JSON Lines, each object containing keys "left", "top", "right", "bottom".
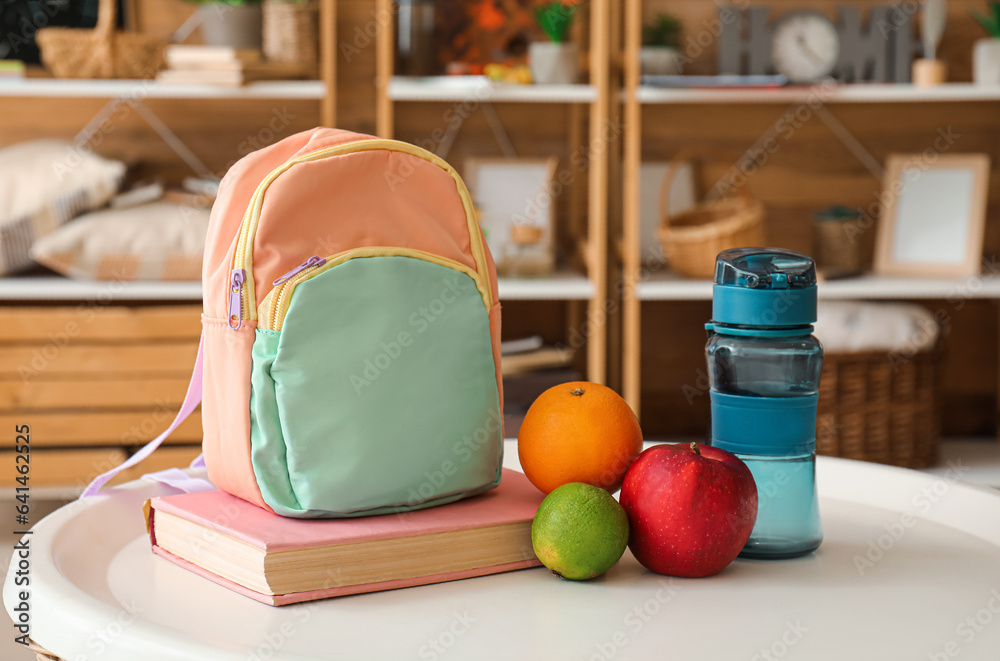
{"left": 634, "top": 273, "right": 1000, "bottom": 301}
{"left": 0, "top": 278, "right": 202, "bottom": 301}
{"left": 0, "top": 78, "right": 327, "bottom": 99}
{"left": 635, "top": 82, "right": 1000, "bottom": 105}
{"left": 498, "top": 272, "right": 595, "bottom": 300}
{"left": 388, "top": 77, "right": 598, "bottom": 103}
{"left": 0, "top": 274, "right": 596, "bottom": 302}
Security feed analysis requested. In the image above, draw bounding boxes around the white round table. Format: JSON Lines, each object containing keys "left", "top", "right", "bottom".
{"left": 6, "top": 442, "right": 1000, "bottom": 660}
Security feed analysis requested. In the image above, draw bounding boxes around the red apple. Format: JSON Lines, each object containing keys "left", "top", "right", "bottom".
{"left": 619, "top": 442, "right": 757, "bottom": 578}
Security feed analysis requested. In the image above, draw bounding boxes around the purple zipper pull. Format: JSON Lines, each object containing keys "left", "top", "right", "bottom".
{"left": 228, "top": 269, "right": 245, "bottom": 330}
{"left": 273, "top": 256, "right": 326, "bottom": 286}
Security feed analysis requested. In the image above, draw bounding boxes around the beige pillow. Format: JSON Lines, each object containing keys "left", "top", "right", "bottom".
{"left": 0, "top": 140, "right": 125, "bottom": 275}
{"left": 30, "top": 202, "right": 210, "bottom": 281}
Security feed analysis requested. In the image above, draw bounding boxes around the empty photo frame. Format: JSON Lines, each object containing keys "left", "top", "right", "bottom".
{"left": 464, "top": 157, "right": 558, "bottom": 277}
{"left": 874, "top": 154, "right": 990, "bottom": 278}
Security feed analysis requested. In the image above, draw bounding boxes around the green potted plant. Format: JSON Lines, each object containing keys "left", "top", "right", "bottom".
{"left": 641, "top": 14, "right": 682, "bottom": 76}
{"left": 188, "top": 0, "right": 264, "bottom": 50}
{"left": 529, "top": 3, "right": 578, "bottom": 85}
{"left": 973, "top": 2, "right": 1000, "bottom": 84}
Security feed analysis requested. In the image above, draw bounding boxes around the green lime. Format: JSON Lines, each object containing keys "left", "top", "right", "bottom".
{"left": 531, "top": 482, "right": 630, "bottom": 580}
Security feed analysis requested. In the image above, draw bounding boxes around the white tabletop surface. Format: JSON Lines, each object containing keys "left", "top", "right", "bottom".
{"left": 6, "top": 441, "right": 1000, "bottom": 660}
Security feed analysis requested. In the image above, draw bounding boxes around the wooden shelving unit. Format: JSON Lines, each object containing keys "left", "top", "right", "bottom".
{"left": 635, "top": 82, "right": 1000, "bottom": 105}
{"left": 0, "top": 0, "right": 341, "bottom": 491}
{"left": 374, "top": 1, "right": 612, "bottom": 384}
{"left": 0, "top": 0, "right": 337, "bottom": 123}
{"left": 621, "top": 0, "right": 1000, "bottom": 418}
{"left": 0, "top": 78, "right": 327, "bottom": 100}
{"left": 0, "top": 274, "right": 599, "bottom": 302}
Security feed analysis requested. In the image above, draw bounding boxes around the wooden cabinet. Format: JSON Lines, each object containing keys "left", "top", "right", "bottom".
{"left": 1, "top": 304, "right": 202, "bottom": 489}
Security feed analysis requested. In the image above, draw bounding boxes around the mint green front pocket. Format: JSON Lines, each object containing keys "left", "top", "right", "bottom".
{"left": 249, "top": 255, "right": 502, "bottom": 518}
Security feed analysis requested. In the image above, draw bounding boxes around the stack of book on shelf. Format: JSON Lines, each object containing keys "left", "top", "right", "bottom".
{"left": 500, "top": 335, "right": 573, "bottom": 377}
{"left": 0, "top": 60, "right": 25, "bottom": 80}
{"left": 157, "top": 46, "right": 306, "bottom": 87}
{"left": 144, "top": 469, "right": 543, "bottom": 605}
{"left": 501, "top": 336, "right": 579, "bottom": 434}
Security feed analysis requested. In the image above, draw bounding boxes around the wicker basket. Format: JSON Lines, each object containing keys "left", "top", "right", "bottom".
{"left": 816, "top": 348, "right": 941, "bottom": 468}
{"left": 263, "top": 0, "right": 319, "bottom": 76}
{"left": 658, "top": 156, "right": 766, "bottom": 279}
{"left": 812, "top": 205, "right": 873, "bottom": 278}
{"left": 36, "top": 0, "right": 164, "bottom": 79}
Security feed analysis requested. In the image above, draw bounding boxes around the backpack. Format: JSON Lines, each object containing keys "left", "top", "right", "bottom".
{"left": 83, "top": 128, "right": 505, "bottom": 518}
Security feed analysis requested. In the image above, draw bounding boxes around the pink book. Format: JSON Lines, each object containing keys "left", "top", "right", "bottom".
{"left": 144, "top": 469, "right": 543, "bottom": 606}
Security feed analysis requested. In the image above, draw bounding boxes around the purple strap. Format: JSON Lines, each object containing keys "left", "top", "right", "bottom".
{"left": 140, "top": 467, "right": 215, "bottom": 493}
{"left": 80, "top": 335, "right": 204, "bottom": 498}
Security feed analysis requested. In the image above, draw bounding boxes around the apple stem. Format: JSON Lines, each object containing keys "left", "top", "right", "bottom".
{"left": 689, "top": 442, "right": 701, "bottom": 456}
{"left": 570, "top": 388, "right": 585, "bottom": 397}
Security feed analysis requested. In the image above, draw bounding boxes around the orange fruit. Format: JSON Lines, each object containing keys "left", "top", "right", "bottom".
{"left": 518, "top": 382, "right": 643, "bottom": 494}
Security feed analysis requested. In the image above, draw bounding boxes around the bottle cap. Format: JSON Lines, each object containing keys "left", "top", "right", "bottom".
{"left": 712, "top": 247, "right": 817, "bottom": 328}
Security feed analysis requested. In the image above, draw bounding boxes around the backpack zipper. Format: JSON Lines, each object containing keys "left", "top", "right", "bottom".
{"left": 227, "top": 139, "right": 491, "bottom": 330}
{"left": 258, "top": 247, "right": 490, "bottom": 332}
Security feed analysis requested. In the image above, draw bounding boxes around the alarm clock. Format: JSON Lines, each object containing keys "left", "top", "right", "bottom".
{"left": 770, "top": 12, "right": 840, "bottom": 83}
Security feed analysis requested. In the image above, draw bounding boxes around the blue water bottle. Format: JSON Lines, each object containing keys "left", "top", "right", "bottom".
{"left": 706, "top": 248, "right": 823, "bottom": 559}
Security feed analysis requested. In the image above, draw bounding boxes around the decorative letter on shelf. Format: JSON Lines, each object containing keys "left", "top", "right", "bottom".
{"left": 717, "top": 5, "right": 921, "bottom": 83}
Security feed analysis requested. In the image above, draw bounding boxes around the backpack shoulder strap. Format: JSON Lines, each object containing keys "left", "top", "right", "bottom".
{"left": 80, "top": 335, "right": 204, "bottom": 497}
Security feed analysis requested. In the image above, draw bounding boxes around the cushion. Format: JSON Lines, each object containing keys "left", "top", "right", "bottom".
{"left": 0, "top": 140, "right": 125, "bottom": 275}
{"left": 814, "top": 301, "right": 939, "bottom": 354}
{"left": 30, "top": 202, "right": 210, "bottom": 281}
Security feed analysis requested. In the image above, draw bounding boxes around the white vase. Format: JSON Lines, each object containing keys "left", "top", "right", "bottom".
{"left": 973, "top": 38, "right": 1000, "bottom": 85}
{"left": 199, "top": 3, "right": 264, "bottom": 50}
{"left": 639, "top": 46, "right": 683, "bottom": 76}
{"left": 528, "top": 42, "right": 579, "bottom": 85}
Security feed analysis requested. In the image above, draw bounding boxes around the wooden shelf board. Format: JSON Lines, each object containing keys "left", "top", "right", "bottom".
{"left": 389, "top": 76, "right": 597, "bottom": 103}
{"left": 498, "top": 272, "right": 596, "bottom": 300}
{"left": 1, "top": 274, "right": 595, "bottom": 302}
{"left": 0, "top": 278, "right": 203, "bottom": 302}
{"left": 634, "top": 272, "right": 1000, "bottom": 301}
{"left": 0, "top": 79, "right": 327, "bottom": 99}
{"left": 635, "top": 83, "right": 1000, "bottom": 105}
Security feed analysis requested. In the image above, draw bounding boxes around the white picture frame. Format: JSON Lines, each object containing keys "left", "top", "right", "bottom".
{"left": 874, "top": 154, "right": 990, "bottom": 278}
{"left": 464, "top": 157, "right": 558, "bottom": 277}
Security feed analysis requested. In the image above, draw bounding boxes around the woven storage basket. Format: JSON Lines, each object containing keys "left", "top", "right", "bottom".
{"left": 36, "top": 0, "right": 164, "bottom": 79}
{"left": 812, "top": 206, "right": 873, "bottom": 278}
{"left": 816, "top": 347, "right": 941, "bottom": 468}
{"left": 658, "top": 155, "right": 766, "bottom": 279}
{"left": 263, "top": 0, "right": 319, "bottom": 76}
